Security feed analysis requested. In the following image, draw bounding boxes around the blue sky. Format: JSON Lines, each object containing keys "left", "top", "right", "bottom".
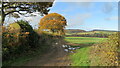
{"left": 4, "top": 2, "right": 118, "bottom": 31}
{"left": 48, "top": 2, "right": 118, "bottom": 31}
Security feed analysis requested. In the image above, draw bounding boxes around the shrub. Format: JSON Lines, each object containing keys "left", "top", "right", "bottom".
{"left": 2, "top": 31, "right": 29, "bottom": 60}
{"left": 16, "top": 20, "right": 39, "bottom": 48}
{"left": 90, "top": 32, "right": 119, "bottom": 66}
{"left": 108, "top": 32, "right": 119, "bottom": 49}
{"left": 2, "top": 20, "right": 39, "bottom": 61}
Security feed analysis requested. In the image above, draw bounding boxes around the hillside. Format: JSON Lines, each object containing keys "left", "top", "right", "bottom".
{"left": 65, "top": 29, "right": 117, "bottom": 38}
{"left": 65, "top": 29, "right": 86, "bottom": 33}
{"left": 92, "top": 29, "right": 118, "bottom": 32}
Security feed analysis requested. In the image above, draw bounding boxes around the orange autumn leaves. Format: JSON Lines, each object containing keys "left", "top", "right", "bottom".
{"left": 39, "top": 13, "right": 67, "bottom": 35}
{"left": 40, "top": 20, "right": 66, "bottom": 29}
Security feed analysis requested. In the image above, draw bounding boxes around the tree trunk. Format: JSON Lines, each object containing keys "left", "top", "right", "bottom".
{"left": 1, "top": 14, "right": 5, "bottom": 26}
{"left": 1, "top": 3, "right": 5, "bottom": 26}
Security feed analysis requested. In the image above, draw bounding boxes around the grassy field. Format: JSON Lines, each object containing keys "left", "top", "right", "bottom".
{"left": 65, "top": 37, "right": 107, "bottom": 44}
{"left": 65, "top": 37, "right": 107, "bottom": 66}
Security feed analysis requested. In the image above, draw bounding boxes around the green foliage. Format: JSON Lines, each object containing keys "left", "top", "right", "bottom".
{"left": 16, "top": 20, "right": 39, "bottom": 48}
{"left": 8, "top": 23, "right": 21, "bottom": 33}
{"left": 2, "top": 20, "right": 39, "bottom": 61}
{"left": 2, "top": 32, "right": 29, "bottom": 60}
{"left": 16, "top": 20, "right": 33, "bottom": 32}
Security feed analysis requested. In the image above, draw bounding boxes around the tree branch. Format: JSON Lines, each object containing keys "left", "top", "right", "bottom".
{"left": 5, "top": 8, "right": 30, "bottom": 16}
{"left": 5, "top": 11, "right": 19, "bottom": 16}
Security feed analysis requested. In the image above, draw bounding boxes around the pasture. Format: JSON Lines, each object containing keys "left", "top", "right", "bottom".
{"left": 65, "top": 37, "right": 108, "bottom": 66}
{"left": 65, "top": 37, "right": 107, "bottom": 44}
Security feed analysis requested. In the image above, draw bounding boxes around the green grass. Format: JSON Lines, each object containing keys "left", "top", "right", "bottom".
{"left": 66, "top": 37, "right": 107, "bottom": 66}
{"left": 3, "top": 54, "right": 33, "bottom": 66}
{"left": 65, "top": 37, "right": 107, "bottom": 44}
{"left": 70, "top": 46, "right": 91, "bottom": 66}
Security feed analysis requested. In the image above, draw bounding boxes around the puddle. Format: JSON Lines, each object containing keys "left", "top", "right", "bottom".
{"left": 62, "top": 45, "right": 80, "bottom": 53}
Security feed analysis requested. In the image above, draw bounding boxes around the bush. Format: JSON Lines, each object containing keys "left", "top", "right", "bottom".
{"left": 2, "top": 20, "right": 39, "bottom": 61}
{"left": 90, "top": 32, "right": 119, "bottom": 66}
{"left": 16, "top": 20, "right": 39, "bottom": 48}
{"left": 2, "top": 31, "right": 29, "bottom": 60}
{"left": 108, "top": 32, "right": 119, "bottom": 49}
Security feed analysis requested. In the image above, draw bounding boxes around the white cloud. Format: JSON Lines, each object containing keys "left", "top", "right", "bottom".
{"left": 49, "top": 2, "right": 93, "bottom": 15}
{"left": 23, "top": 16, "right": 42, "bottom": 29}
{"left": 24, "top": 17, "right": 33, "bottom": 21}
{"left": 102, "top": 3, "right": 114, "bottom": 13}
{"left": 66, "top": 13, "right": 92, "bottom": 28}
{"left": 102, "top": 2, "right": 118, "bottom": 14}
{"left": 31, "top": 12, "right": 41, "bottom": 16}
{"left": 4, "top": 12, "right": 42, "bottom": 29}
{"left": 105, "top": 16, "right": 118, "bottom": 21}
{"left": 72, "top": 2, "right": 93, "bottom": 8}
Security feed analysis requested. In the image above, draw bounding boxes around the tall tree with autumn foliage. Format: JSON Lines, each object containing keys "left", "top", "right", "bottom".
{"left": 39, "top": 13, "right": 67, "bottom": 35}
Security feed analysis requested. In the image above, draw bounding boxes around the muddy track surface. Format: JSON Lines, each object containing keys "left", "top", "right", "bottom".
{"left": 23, "top": 41, "right": 71, "bottom": 66}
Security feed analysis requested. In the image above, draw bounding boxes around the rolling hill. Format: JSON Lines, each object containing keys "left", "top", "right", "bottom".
{"left": 65, "top": 29, "right": 117, "bottom": 38}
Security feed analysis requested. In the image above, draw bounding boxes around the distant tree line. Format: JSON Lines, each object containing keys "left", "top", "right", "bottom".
{"left": 66, "top": 33, "right": 112, "bottom": 38}
{"left": 65, "top": 29, "right": 86, "bottom": 34}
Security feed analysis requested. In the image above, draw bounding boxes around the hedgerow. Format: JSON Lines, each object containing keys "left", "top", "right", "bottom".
{"left": 90, "top": 32, "right": 119, "bottom": 66}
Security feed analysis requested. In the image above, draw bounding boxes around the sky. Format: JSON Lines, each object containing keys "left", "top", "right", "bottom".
{"left": 4, "top": 1, "right": 118, "bottom": 31}
{"left": 48, "top": 2, "right": 118, "bottom": 31}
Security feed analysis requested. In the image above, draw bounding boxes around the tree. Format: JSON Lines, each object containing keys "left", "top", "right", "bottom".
{"left": 0, "top": 0, "right": 54, "bottom": 25}
{"left": 39, "top": 13, "right": 67, "bottom": 35}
